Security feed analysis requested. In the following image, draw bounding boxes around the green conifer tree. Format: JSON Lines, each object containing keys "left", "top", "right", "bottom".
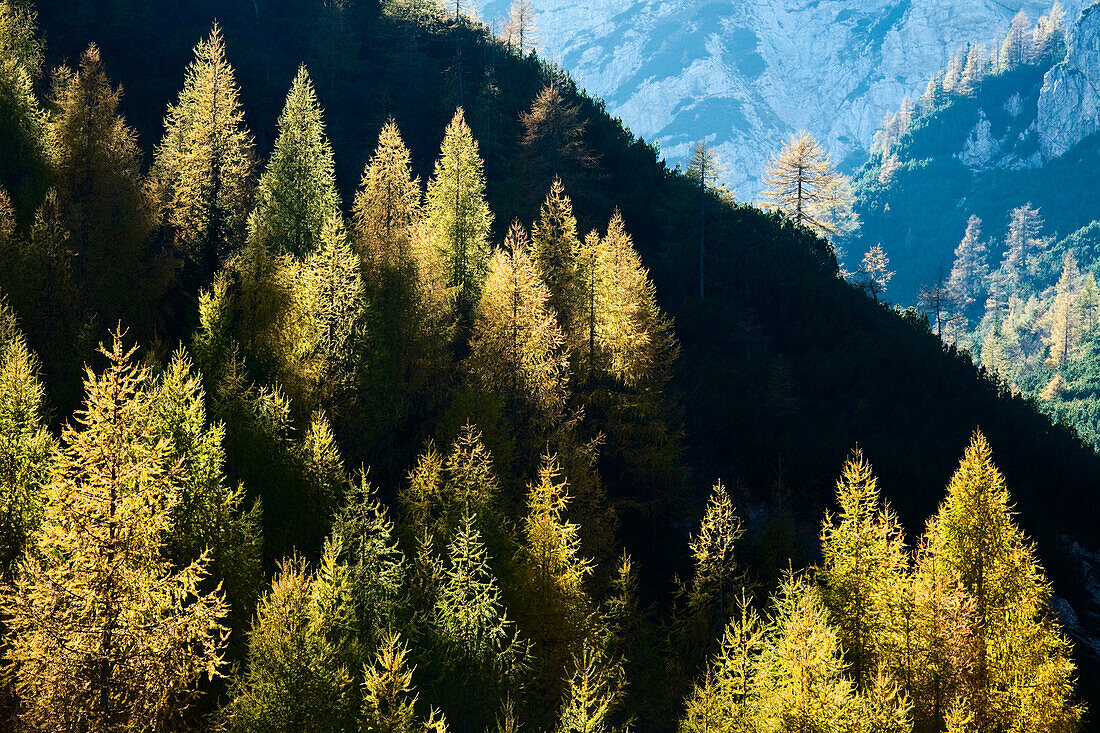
{"left": 150, "top": 349, "right": 263, "bottom": 632}
{"left": 48, "top": 45, "right": 161, "bottom": 334}
{"left": 248, "top": 65, "right": 339, "bottom": 258}
{"left": 0, "top": 298, "right": 53, "bottom": 582}
{"left": 0, "top": 0, "right": 47, "bottom": 224}
{"left": 754, "top": 573, "right": 856, "bottom": 733}
{"left": 818, "top": 451, "right": 908, "bottom": 689}
{"left": 432, "top": 512, "right": 527, "bottom": 731}
{"left": 229, "top": 558, "right": 354, "bottom": 733}
{"left": 2, "top": 332, "right": 227, "bottom": 732}
{"left": 531, "top": 178, "right": 581, "bottom": 326}
{"left": 516, "top": 454, "right": 594, "bottom": 716}
{"left": 153, "top": 23, "right": 255, "bottom": 279}
{"left": 425, "top": 107, "right": 492, "bottom": 329}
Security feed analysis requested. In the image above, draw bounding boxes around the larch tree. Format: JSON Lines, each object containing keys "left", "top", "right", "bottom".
{"left": 680, "top": 594, "right": 765, "bottom": 733}
{"left": 673, "top": 482, "right": 744, "bottom": 678}
{"left": 426, "top": 107, "right": 493, "bottom": 330}
{"left": 946, "top": 215, "right": 988, "bottom": 316}
{"left": 686, "top": 141, "right": 723, "bottom": 299}
{"left": 431, "top": 512, "right": 527, "bottom": 730}
{"left": 516, "top": 455, "right": 594, "bottom": 716}
{"left": 352, "top": 118, "right": 423, "bottom": 278}
{"left": 150, "top": 349, "right": 263, "bottom": 631}
{"left": 0, "top": 298, "right": 53, "bottom": 582}
{"left": 229, "top": 558, "right": 356, "bottom": 733}
{"left": 918, "top": 267, "right": 962, "bottom": 340}
{"left": 351, "top": 121, "right": 453, "bottom": 467}
{"left": 753, "top": 573, "right": 857, "bottom": 733}
{"left": 903, "top": 530, "right": 977, "bottom": 733}
{"left": 856, "top": 244, "right": 893, "bottom": 302}
{"left": 759, "top": 131, "right": 856, "bottom": 238}
{"left": 1043, "top": 251, "right": 1083, "bottom": 367}
{"left": 1000, "top": 11, "right": 1033, "bottom": 69}
{"left": 818, "top": 451, "right": 908, "bottom": 690}
{"left": 248, "top": 65, "right": 339, "bottom": 258}
{"left": 289, "top": 213, "right": 366, "bottom": 411}
{"left": 1033, "top": 3, "right": 1066, "bottom": 61}
{"left": 505, "top": 0, "right": 538, "bottom": 54}
{"left": 153, "top": 23, "right": 255, "bottom": 280}
{"left": 0, "top": 0, "right": 48, "bottom": 224}
{"left": 361, "top": 632, "right": 419, "bottom": 733}
{"left": 400, "top": 424, "right": 502, "bottom": 551}
{"left": 469, "top": 222, "right": 570, "bottom": 458}
{"left": 928, "top": 431, "right": 1082, "bottom": 731}
{"left": 48, "top": 45, "right": 161, "bottom": 333}
{"left": 556, "top": 638, "right": 629, "bottom": 733}
{"left": 997, "top": 204, "right": 1044, "bottom": 295}
{"left": 2, "top": 332, "right": 227, "bottom": 732}
{"left": 520, "top": 84, "right": 598, "bottom": 200}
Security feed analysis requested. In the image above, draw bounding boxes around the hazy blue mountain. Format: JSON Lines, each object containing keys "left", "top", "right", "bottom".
{"left": 479, "top": 0, "right": 1081, "bottom": 198}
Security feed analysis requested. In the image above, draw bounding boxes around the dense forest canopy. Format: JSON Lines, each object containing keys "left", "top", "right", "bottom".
{"left": 0, "top": 0, "right": 1096, "bottom": 730}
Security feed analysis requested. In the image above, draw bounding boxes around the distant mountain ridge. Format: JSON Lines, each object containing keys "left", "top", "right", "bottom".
{"left": 849, "top": 1, "right": 1100, "bottom": 304}
{"left": 480, "top": 0, "right": 1084, "bottom": 198}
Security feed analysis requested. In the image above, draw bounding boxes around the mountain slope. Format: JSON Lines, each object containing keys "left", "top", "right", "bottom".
{"left": 851, "top": 1, "right": 1100, "bottom": 304}
{"left": 479, "top": 0, "right": 1083, "bottom": 198}
{"left": 20, "top": 0, "right": 1100, "bottom": 717}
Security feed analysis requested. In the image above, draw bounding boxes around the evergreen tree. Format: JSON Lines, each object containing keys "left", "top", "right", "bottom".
{"left": 516, "top": 454, "right": 594, "bottom": 716}
{"left": 1033, "top": 3, "right": 1066, "bottom": 61}
{"left": 818, "top": 451, "right": 907, "bottom": 690}
{"left": 759, "top": 131, "right": 856, "bottom": 237}
{"left": 249, "top": 65, "right": 339, "bottom": 258}
{"left": 425, "top": 107, "right": 492, "bottom": 329}
{"left": 928, "top": 431, "right": 1082, "bottom": 731}
{"left": 531, "top": 178, "right": 582, "bottom": 327}
{"left": 2, "top": 332, "right": 227, "bottom": 732}
{"left": 48, "top": 45, "right": 161, "bottom": 334}
{"left": 150, "top": 349, "right": 263, "bottom": 632}
{"left": 153, "top": 23, "right": 255, "bottom": 280}
{"left": 432, "top": 512, "right": 527, "bottom": 731}
{"left": 0, "top": 298, "right": 53, "bottom": 582}
{"left": 229, "top": 558, "right": 355, "bottom": 733}
{"left": 0, "top": 0, "right": 48, "bottom": 224}
{"left": 754, "top": 573, "right": 856, "bottom": 733}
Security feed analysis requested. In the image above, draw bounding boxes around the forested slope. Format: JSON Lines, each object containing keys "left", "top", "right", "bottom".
{"left": 0, "top": 0, "right": 1096, "bottom": 730}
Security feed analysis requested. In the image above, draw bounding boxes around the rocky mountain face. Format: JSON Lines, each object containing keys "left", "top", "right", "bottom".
{"left": 1039, "top": 2, "right": 1100, "bottom": 158}
{"left": 480, "top": 0, "right": 1084, "bottom": 199}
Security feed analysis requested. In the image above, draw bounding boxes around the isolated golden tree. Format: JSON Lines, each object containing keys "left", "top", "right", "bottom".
{"left": 759, "top": 131, "right": 856, "bottom": 237}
